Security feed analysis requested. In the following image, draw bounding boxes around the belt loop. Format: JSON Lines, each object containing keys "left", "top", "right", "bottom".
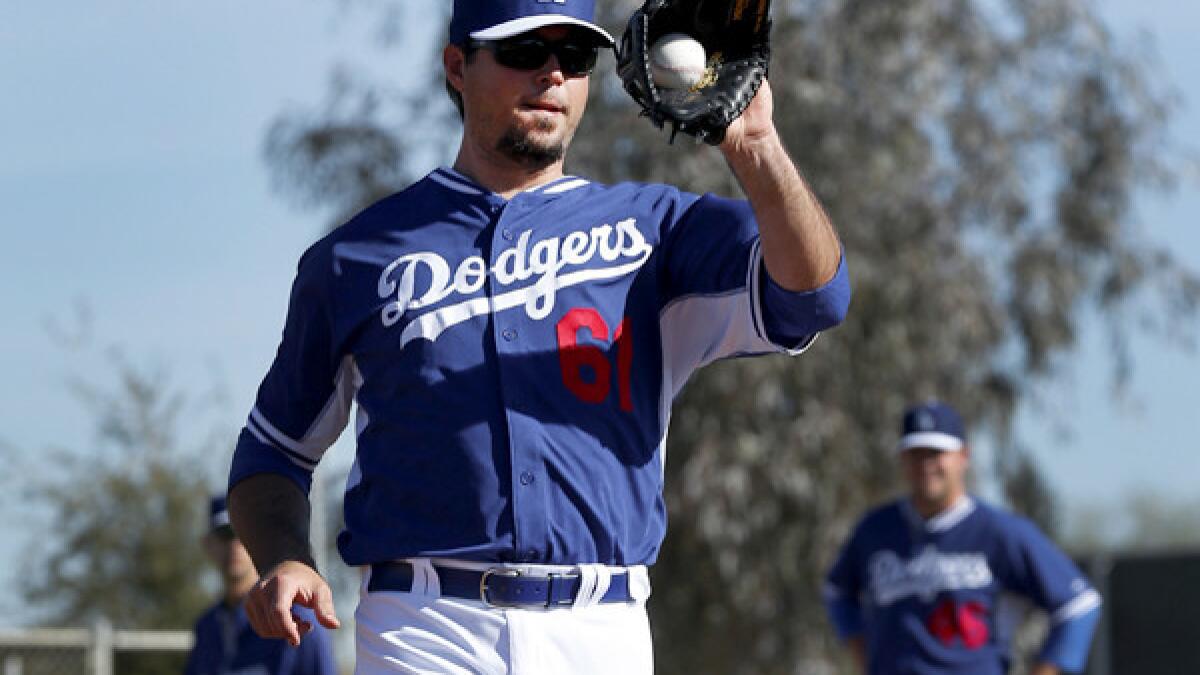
{"left": 572, "top": 564, "right": 611, "bottom": 609}
{"left": 360, "top": 565, "right": 373, "bottom": 599}
{"left": 571, "top": 565, "right": 596, "bottom": 609}
{"left": 409, "top": 559, "right": 441, "bottom": 598}
{"left": 628, "top": 565, "right": 652, "bottom": 603}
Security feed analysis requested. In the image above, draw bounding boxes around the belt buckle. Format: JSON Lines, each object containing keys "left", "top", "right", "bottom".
{"left": 479, "top": 568, "right": 523, "bottom": 608}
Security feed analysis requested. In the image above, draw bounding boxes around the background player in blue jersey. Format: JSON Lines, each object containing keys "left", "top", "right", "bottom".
{"left": 824, "top": 402, "right": 1101, "bottom": 675}
{"left": 226, "top": 0, "right": 850, "bottom": 671}
{"left": 185, "top": 496, "right": 336, "bottom": 675}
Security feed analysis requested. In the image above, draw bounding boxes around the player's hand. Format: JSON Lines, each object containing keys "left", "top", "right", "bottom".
{"left": 719, "top": 78, "right": 777, "bottom": 155}
{"left": 244, "top": 560, "right": 340, "bottom": 646}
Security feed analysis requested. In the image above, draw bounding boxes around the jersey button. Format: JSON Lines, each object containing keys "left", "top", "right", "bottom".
{"left": 519, "top": 471, "right": 535, "bottom": 485}
{"left": 501, "top": 229, "right": 514, "bottom": 241}
{"left": 502, "top": 328, "right": 517, "bottom": 341}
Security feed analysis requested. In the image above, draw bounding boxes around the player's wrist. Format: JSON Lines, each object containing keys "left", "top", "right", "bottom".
{"left": 262, "top": 556, "right": 323, "bottom": 581}
{"left": 720, "top": 123, "right": 781, "bottom": 159}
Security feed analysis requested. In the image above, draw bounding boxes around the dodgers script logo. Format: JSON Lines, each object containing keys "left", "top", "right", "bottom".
{"left": 377, "top": 218, "right": 653, "bottom": 347}
{"left": 868, "top": 545, "right": 993, "bottom": 605}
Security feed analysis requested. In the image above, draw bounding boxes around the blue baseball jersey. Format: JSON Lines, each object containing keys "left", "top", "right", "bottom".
{"left": 824, "top": 497, "right": 1101, "bottom": 674}
{"left": 229, "top": 167, "right": 849, "bottom": 567}
{"left": 184, "top": 603, "right": 335, "bottom": 675}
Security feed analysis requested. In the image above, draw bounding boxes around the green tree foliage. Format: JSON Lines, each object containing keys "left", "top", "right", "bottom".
{"left": 11, "top": 356, "right": 224, "bottom": 673}
{"left": 1068, "top": 492, "right": 1200, "bottom": 552}
{"left": 263, "top": 1, "right": 1196, "bottom": 672}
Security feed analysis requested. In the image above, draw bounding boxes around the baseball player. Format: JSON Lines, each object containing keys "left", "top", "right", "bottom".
{"left": 226, "top": 0, "right": 850, "bottom": 672}
{"left": 185, "top": 496, "right": 336, "bottom": 675}
{"left": 823, "top": 402, "right": 1102, "bottom": 675}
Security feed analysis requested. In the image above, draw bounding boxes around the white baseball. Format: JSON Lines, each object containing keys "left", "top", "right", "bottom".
{"left": 649, "top": 33, "right": 707, "bottom": 90}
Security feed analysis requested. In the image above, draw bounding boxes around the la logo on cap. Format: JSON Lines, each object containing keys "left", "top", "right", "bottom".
{"left": 916, "top": 411, "right": 935, "bottom": 431}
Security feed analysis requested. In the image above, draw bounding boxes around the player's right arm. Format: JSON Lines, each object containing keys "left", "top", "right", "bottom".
{"left": 846, "top": 636, "right": 867, "bottom": 671}
{"left": 182, "top": 617, "right": 205, "bottom": 675}
{"left": 823, "top": 582, "right": 867, "bottom": 672}
{"left": 227, "top": 239, "right": 351, "bottom": 645}
{"left": 824, "top": 523, "right": 869, "bottom": 672}
{"left": 229, "top": 475, "right": 339, "bottom": 646}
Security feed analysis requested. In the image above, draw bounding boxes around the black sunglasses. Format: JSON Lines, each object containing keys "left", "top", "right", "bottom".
{"left": 468, "top": 35, "right": 601, "bottom": 78}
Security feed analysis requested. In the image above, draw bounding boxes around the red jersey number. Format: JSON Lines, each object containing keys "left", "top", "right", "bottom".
{"left": 556, "top": 308, "right": 633, "bottom": 412}
{"left": 927, "top": 599, "right": 989, "bottom": 650}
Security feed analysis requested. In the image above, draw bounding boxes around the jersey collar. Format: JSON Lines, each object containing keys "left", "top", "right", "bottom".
{"left": 429, "top": 167, "right": 589, "bottom": 199}
{"left": 903, "top": 495, "right": 976, "bottom": 533}
{"left": 430, "top": 167, "right": 485, "bottom": 195}
{"left": 536, "top": 175, "right": 590, "bottom": 195}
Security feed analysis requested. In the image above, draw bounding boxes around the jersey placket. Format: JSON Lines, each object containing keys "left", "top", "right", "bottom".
{"left": 487, "top": 193, "right": 548, "bottom": 563}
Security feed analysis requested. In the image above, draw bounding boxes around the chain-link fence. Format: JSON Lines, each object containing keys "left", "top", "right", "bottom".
{"left": 0, "top": 620, "right": 190, "bottom": 675}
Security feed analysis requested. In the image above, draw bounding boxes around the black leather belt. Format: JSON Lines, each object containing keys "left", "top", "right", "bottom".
{"left": 368, "top": 561, "right": 634, "bottom": 608}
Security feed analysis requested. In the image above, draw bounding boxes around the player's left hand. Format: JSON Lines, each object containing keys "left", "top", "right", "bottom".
{"left": 618, "top": 0, "right": 772, "bottom": 145}
{"left": 719, "top": 78, "right": 777, "bottom": 155}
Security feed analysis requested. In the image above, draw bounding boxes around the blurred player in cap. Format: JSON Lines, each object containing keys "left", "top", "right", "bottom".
{"left": 823, "top": 402, "right": 1101, "bottom": 674}
{"left": 184, "top": 495, "right": 335, "bottom": 675}
{"left": 227, "top": 0, "right": 851, "bottom": 670}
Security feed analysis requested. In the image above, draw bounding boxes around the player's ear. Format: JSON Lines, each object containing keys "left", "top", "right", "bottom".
{"left": 444, "top": 43, "right": 467, "bottom": 94}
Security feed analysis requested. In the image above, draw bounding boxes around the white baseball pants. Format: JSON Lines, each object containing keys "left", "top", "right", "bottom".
{"left": 354, "top": 560, "right": 655, "bottom": 675}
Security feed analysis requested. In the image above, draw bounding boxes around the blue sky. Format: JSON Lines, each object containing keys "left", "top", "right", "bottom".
{"left": 1009, "top": 0, "right": 1199, "bottom": 515}
{"left": 0, "top": 1, "right": 1195, "bottom": 623}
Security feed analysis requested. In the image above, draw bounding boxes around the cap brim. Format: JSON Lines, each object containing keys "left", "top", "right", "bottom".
{"left": 895, "top": 432, "right": 964, "bottom": 453}
{"left": 470, "top": 16, "right": 614, "bottom": 46}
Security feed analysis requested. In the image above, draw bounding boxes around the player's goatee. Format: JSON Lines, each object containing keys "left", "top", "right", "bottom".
{"left": 497, "top": 124, "right": 565, "bottom": 167}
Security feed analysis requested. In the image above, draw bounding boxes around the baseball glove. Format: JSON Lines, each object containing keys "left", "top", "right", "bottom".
{"left": 617, "top": 0, "right": 772, "bottom": 145}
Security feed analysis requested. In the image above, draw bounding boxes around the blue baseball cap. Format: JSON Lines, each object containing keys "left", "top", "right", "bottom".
{"left": 896, "top": 401, "right": 967, "bottom": 453}
{"left": 449, "top": 0, "right": 614, "bottom": 47}
{"left": 209, "top": 495, "right": 231, "bottom": 531}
